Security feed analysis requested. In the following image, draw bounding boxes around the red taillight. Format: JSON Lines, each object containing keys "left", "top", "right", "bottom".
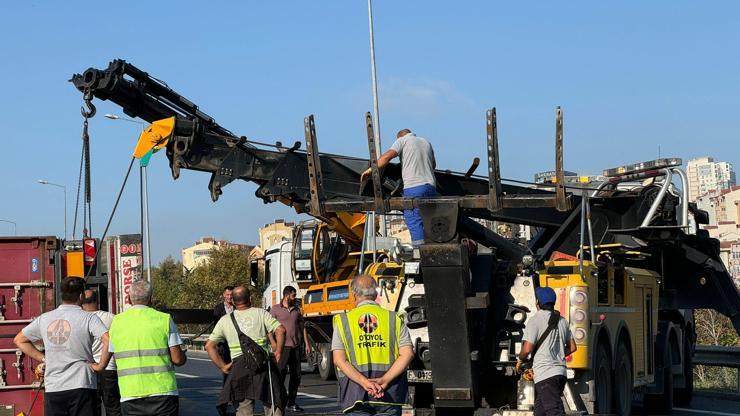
{"left": 83, "top": 238, "right": 96, "bottom": 266}
{"left": 566, "top": 354, "right": 573, "bottom": 362}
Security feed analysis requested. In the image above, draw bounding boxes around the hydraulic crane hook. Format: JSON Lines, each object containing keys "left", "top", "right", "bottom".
{"left": 80, "top": 89, "right": 96, "bottom": 118}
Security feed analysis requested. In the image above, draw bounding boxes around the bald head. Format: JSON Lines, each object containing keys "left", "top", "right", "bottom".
{"left": 232, "top": 286, "right": 251, "bottom": 308}
{"left": 396, "top": 128, "right": 412, "bottom": 139}
{"left": 351, "top": 275, "right": 378, "bottom": 303}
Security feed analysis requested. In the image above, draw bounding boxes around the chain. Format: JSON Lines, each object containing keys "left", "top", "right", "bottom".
{"left": 75, "top": 89, "right": 96, "bottom": 238}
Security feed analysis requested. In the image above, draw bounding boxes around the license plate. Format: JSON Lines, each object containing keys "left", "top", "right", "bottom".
{"left": 407, "top": 369, "right": 432, "bottom": 383}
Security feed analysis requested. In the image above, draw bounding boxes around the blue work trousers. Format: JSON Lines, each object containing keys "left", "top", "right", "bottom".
{"left": 402, "top": 184, "right": 438, "bottom": 245}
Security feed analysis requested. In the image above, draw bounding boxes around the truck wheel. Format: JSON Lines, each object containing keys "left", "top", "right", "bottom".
{"left": 645, "top": 346, "right": 673, "bottom": 415}
{"left": 614, "top": 342, "right": 633, "bottom": 416}
{"left": 408, "top": 384, "right": 433, "bottom": 409}
{"left": 317, "top": 343, "right": 336, "bottom": 381}
{"left": 594, "top": 343, "right": 613, "bottom": 415}
{"left": 674, "top": 336, "right": 693, "bottom": 406}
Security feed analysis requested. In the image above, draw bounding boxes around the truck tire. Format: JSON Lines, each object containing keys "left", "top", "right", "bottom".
{"left": 594, "top": 343, "right": 613, "bottom": 415}
{"left": 674, "top": 336, "right": 694, "bottom": 406}
{"left": 317, "top": 343, "right": 336, "bottom": 381}
{"left": 408, "top": 384, "right": 433, "bottom": 409}
{"left": 614, "top": 342, "right": 633, "bottom": 416}
{"left": 645, "top": 346, "right": 673, "bottom": 415}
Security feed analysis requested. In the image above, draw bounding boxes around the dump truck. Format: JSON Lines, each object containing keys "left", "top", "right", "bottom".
{"left": 71, "top": 59, "right": 740, "bottom": 415}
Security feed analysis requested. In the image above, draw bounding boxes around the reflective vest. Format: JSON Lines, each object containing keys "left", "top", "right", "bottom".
{"left": 333, "top": 302, "right": 408, "bottom": 412}
{"left": 109, "top": 307, "right": 177, "bottom": 398}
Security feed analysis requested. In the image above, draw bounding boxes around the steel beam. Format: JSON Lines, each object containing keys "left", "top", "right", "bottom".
{"left": 304, "top": 115, "right": 325, "bottom": 217}
{"left": 486, "top": 108, "right": 503, "bottom": 212}
{"left": 420, "top": 243, "right": 476, "bottom": 410}
{"left": 323, "top": 194, "right": 566, "bottom": 213}
{"left": 555, "top": 106, "right": 570, "bottom": 211}
{"left": 365, "top": 112, "right": 386, "bottom": 214}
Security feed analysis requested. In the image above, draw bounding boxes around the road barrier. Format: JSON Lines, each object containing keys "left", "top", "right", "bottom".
{"left": 181, "top": 333, "right": 210, "bottom": 351}
{"left": 694, "top": 345, "right": 740, "bottom": 394}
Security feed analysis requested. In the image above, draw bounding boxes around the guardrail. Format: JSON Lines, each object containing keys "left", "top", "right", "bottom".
{"left": 181, "top": 333, "right": 210, "bottom": 351}
{"left": 694, "top": 345, "right": 740, "bottom": 394}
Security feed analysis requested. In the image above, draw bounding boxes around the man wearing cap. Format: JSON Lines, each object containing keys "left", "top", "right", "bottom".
{"left": 518, "top": 287, "right": 577, "bottom": 416}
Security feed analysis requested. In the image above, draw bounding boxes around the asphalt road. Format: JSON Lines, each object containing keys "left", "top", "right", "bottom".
{"left": 177, "top": 351, "right": 339, "bottom": 415}
{"left": 177, "top": 351, "right": 739, "bottom": 416}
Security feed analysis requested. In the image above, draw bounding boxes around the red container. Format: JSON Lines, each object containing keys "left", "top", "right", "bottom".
{"left": 0, "top": 237, "right": 59, "bottom": 416}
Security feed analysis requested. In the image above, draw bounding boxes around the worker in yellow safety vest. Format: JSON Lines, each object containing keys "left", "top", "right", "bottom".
{"left": 108, "top": 280, "right": 187, "bottom": 416}
{"left": 332, "top": 275, "right": 415, "bottom": 415}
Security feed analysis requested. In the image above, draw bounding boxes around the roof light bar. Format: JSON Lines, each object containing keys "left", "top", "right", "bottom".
{"left": 603, "top": 158, "right": 682, "bottom": 177}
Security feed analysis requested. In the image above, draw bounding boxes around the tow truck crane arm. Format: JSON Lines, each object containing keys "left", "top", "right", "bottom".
{"left": 71, "top": 59, "right": 573, "bottom": 235}
{"left": 71, "top": 60, "right": 740, "bottom": 335}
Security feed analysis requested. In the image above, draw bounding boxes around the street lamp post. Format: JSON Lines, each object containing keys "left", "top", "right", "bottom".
{"left": 0, "top": 220, "right": 16, "bottom": 235}
{"left": 37, "top": 180, "right": 67, "bottom": 239}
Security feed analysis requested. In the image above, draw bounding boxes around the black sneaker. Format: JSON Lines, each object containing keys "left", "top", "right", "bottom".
{"left": 286, "top": 404, "right": 305, "bottom": 412}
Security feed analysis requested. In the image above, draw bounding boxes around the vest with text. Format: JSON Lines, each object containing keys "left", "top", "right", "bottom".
{"left": 334, "top": 303, "right": 408, "bottom": 412}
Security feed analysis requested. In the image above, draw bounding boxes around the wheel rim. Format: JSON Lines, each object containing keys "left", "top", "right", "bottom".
{"left": 319, "top": 346, "right": 328, "bottom": 371}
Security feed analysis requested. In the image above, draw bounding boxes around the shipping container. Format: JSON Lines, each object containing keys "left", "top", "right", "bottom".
{"left": 0, "top": 237, "right": 60, "bottom": 416}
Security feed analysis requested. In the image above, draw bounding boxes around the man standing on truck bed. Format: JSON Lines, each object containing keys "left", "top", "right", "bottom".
{"left": 517, "top": 287, "right": 578, "bottom": 416}
{"left": 361, "top": 129, "right": 437, "bottom": 246}
{"left": 270, "top": 285, "right": 310, "bottom": 412}
{"left": 108, "top": 280, "right": 187, "bottom": 416}
{"left": 13, "top": 277, "right": 111, "bottom": 416}
{"left": 82, "top": 289, "right": 121, "bottom": 416}
{"left": 332, "top": 275, "right": 414, "bottom": 415}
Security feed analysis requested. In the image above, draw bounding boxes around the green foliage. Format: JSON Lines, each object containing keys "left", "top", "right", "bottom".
{"left": 693, "top": 309, "right": 740, "bottom": 392}
{"left": 150, "top": 247, "right": 261, "bottom": 309}
{"left": 150, "top": 256, "right": 186, "bottom": 309}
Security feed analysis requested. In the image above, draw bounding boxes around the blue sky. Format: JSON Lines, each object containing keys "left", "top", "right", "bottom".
{"left": 1, "top": 1, "right": 739, "bottom": 262}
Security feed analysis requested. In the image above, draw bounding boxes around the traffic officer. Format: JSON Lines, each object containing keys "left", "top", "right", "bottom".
{"left": 332, "top": 275, "right": 414, "bottom": 415}
{"left": 108, "top": 280, "right": 187, "bottom": 416}
{"left": 518, "top": 287, "right": 577, "bottom": 416}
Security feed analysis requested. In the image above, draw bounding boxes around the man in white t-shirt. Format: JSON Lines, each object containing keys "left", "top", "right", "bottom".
{"left": 361, "top": 129, "right": 437, "bottom": 246}
{"left": 82, "top": 290, "right": 121, "bottom": 416}
{"left": 14, "top": 277, "right": 110, "bottom": 416}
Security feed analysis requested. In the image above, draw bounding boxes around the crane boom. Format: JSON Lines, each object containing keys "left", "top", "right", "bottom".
{"left": 71, "top": 59, "right": 740, "bottom": 334}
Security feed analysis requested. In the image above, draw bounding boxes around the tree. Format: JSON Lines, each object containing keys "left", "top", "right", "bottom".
{"left": 150, "top": 256, "right": 186, "bottom": 309}
{"left": 179, "top": 246, "right": 254, "bottom": 308}
{"left": 694, "top": 309, "right": 739, "bottom": 390}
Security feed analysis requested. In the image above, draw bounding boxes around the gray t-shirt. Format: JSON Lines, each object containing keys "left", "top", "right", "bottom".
{"left": 523, "top": 309, "right": 573, "bottom": 383}
{"left": 331, "top": 301, "right": 412, "bottom": 351}
{"left": 390, "top": 133, "right": 436, "bottom": 188}
{"left": 92, "top": 310, "right": 116, "bottom": 370}
{"left": 22, "top": 304, "right": 108, "bottom": 392}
